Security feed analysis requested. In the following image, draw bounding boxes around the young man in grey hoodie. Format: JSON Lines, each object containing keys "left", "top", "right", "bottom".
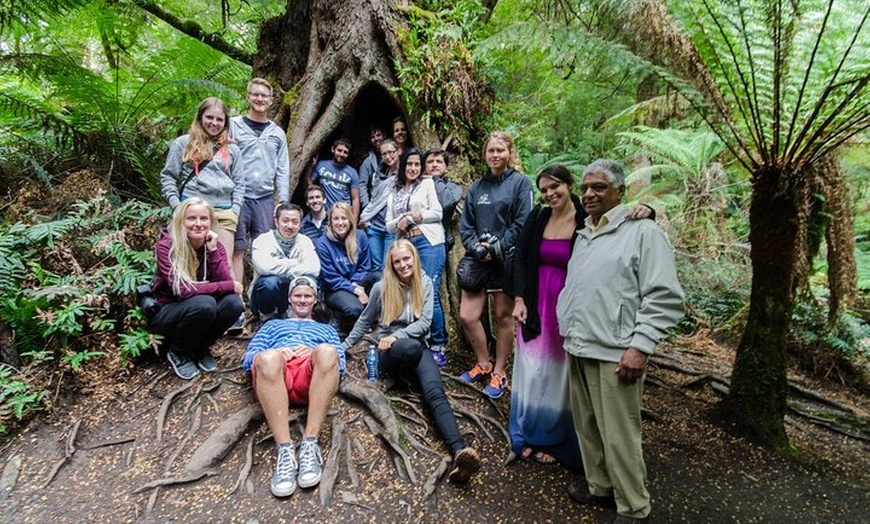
{"left": 228, "top": 78, "right": 291, "bottom": 332}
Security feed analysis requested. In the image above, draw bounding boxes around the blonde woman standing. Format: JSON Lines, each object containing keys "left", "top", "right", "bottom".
{"left": 160, "top": 97, "right": 245, "bottom": 272}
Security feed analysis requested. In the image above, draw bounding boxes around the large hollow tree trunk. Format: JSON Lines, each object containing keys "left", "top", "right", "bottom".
{"left": 255, "top": 0, "right": 429, "bottom": 197}
{"left": 727, "top": 166, "right": 813, "bottom": 450}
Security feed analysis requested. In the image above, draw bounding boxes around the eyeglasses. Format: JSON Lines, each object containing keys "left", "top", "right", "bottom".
{"left": 248, "top": 92, "right": 272, "bottom": 99}
{"left": 382, "top": 150, "right": 398, "bottom": 156}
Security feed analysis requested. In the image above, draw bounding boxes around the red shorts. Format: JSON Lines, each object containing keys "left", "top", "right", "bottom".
{"left": 251, "top": 353, "right": 314, "bottom": 405}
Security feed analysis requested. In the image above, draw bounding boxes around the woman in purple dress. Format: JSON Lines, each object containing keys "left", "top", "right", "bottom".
{"left": 507, "top": 165, "right": 652, "bottom": 468}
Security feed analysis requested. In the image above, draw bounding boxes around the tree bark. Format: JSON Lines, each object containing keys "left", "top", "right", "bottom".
{"left": 256, "top": 0, "right": 409, "bottom": 196}
{"left": 727, "top": 166, "right": 813, "bottom": 450}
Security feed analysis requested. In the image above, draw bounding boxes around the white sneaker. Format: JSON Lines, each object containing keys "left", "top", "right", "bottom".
{"left": 271, "top": 444, "right": 297, "bottom": 497}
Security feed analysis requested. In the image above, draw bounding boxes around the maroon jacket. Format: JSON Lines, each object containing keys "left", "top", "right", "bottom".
{"left": 151, "top": 229, "right": 235, "bottom": 304}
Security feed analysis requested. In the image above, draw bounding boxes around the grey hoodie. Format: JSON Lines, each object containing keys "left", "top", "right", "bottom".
{"left": 159, "top": 135, "right": 244, "bottom": 215}
{"left": 230, "top": 116, "right": 290, "bottom": 201}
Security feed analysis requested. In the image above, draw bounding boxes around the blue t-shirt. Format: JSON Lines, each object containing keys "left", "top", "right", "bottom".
{"left": 312, "top": 159, "right": 359, "bottom": 212}
{"left": 242, "top": 318, "right": 345, "bottom": 375}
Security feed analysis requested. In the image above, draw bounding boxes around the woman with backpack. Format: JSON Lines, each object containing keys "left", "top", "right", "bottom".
{"left": 160, "top": 97, "right": 244, "bottom": 266}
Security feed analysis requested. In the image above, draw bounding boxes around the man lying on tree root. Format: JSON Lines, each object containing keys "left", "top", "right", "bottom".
{"left": 241, "top": 276, "right": 345, "bottom": 497}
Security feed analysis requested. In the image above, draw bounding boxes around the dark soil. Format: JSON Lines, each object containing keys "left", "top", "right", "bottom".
{"left": 1, "top": 337, "right": 868, "bottom": 523}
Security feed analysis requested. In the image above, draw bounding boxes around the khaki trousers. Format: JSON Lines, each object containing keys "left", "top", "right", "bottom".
{"left": 567, "top": 355, "right": 651, "bottom": 519}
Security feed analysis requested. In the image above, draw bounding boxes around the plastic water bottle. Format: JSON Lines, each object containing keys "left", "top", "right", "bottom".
{"left": 366, "top": 344, "right": 379, "bottom": 383}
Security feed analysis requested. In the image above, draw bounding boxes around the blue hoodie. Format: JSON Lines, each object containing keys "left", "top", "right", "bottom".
{"left": 315, "top": 230, "right": 372, "bottom": 294}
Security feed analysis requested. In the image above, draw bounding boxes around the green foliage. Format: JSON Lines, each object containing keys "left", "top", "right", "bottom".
{"left": 0, "top": 1, "right": 251, "bottom": 199}
{"left": 394, "top": 0, "right": 492, "bottom": 146}
{"left": 0, "top": 196, "right": 164, "bottom": 434}
{"left": 0, "top": 365, "right": 47, "bottom": 434}
{"left": 478, "top": 5, "right": 643, "bottom": 162}
{"left": 677, "top": 253, "right": 752, "bottom": 336}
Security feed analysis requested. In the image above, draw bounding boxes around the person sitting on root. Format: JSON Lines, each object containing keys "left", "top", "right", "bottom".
{"left": 149, "top": 198, "right": 244, "bottom": 379}
{"left": 250, "top": 202, "right": 320, "bottom": 323}
{"left": 242, "top": 276, "right": 345, "bottom": 497}
{"left": 342, "top": 239, "right": 481, "bottom": 484}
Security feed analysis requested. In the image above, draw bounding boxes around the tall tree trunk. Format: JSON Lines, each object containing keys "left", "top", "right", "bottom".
{"left": 728, "top": 166, "right": 812, "bottom": 450}
{"left": 256, "top": 0, "right": 409, "bottom": 197}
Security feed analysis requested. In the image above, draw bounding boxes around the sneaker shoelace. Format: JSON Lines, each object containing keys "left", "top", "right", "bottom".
{"left": 298, "top": 442, "right": 321, "bottom": 472}
{"left": 275, "top": 446, "right": 297, "bottom": 480}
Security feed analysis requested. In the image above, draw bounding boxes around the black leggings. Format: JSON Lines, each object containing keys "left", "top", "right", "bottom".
{"left": 380, "top": 338, "right": 466, "bottom": 456}
{"left": 149, "top": 294, "right": 244, "bottom": 359}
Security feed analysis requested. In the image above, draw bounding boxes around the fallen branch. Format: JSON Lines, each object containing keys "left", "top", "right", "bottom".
{"left": 157, "top": 382, "right": 195, "bottom": 442}
{"left": 184, "top": 403, "right": 264, "bottom": 472}
{"left": 319, "top": 418, "right": 345, "bottom": 508}
{"left": 132, "top": 469, "right": 217, "bottom": 494}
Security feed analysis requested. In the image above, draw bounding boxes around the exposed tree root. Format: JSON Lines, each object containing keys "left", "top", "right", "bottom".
{"left": 183, "top": 379, "right": 222, "bottom": 416}
{"left": 319, "top": 418, "right": 345, "bottom": 508}
{"left": 82, "top": 437, "right": 136, "bottom": 450}
{"left": 453, "top": 407, "right": 493, "bottom": 442}
{"left": 422, "top": 456, "right": 450, "bottom": 501}
{"left": 167, "top": 405, "right": 202, "bottom": 470}
{"left": 43, "top": 418, "right": 82, "bottom": 488}
{"left": 231, "top": 435, "right": 255, "bottom": 494}
{"left": 363, "top": 415, "right": 417, "bottom": 484}
{"left": 339, "top": 378, "right": 403, "bottom": 445}
{"left": 127, "top": 369, "right": 169, "bottom": 398}
{"left": 0, "top": 454, "right": 22, "bottom": 501}
{"left": 344, "top": 438, "right": 359, "bottom": 489}
{"left": 203, "top": 392, "right": 221, "bottom": 415}
{"left": 156, "top": 382, "right": 195, "bottom": 442}
{"left": 651, "top": 357, "right": 869, "bottom": 439}
{"left": 184, "top": 404, "right": 263, "bottom": 472}
{"left": 132, "top": 469, "right": 217, "bottom": 494}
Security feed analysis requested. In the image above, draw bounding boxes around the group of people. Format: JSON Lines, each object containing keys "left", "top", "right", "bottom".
{"left": 145, "top": 76, "right": 686, "bottom": 524}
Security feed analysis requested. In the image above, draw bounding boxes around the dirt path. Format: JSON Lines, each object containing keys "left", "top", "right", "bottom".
{"left": 1, "top": 340, "right": 867, "bottom": 523}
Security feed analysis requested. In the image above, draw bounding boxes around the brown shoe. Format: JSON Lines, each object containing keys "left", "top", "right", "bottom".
{"left": 448, "top": 447, "right": 481, "bottom": 484}
{"left": 613, "top": 515, "right": 648, "bottom": 524}
{"left": 566, "top": 482, "right": 617, "bottom": 509}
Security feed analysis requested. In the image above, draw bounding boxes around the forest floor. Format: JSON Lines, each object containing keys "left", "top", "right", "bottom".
{"left": 0, "top": 332, "right": 868, "bottom": 524}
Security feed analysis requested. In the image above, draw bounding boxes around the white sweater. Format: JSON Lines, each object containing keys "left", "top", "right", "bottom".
{"left": 385, "top": 178, "right": 445, "bottom": 246}
{"left": 249, "top": 231, "right": 320, "bottom": 296}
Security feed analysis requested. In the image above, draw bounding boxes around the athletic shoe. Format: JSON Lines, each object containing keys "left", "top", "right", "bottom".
{"left": 271, "top": 443, "right": 298, "bottom": 497}
{"left": 430, "top": 345, "right": 448, "bottom": 368}
{"left": 458, "top": 362, "right": 491, "bottom": 385}
{"left": 225, "top": 314, "right": 245, "bottom": 336}
{"left": 448, "top": 447, "right": 481, "bottom": 484}
{"left": 482, "top": 371, "right": 507, "bottom": 399}
{"left": 196, "top": 352, "right": 218, "bottom": 372}
{"left": 166, "top": 350, "right": 199, "bottom": 380}
{"left": 296, "top": 439, "right": 323, "bottom": 488}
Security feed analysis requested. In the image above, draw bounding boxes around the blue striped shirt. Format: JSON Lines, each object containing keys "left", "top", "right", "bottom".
{"left": 242, "top": 319, "right": 345, "bottom": 375}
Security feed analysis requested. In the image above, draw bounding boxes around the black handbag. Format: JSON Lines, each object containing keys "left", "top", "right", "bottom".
{"left": 456, "top": 256, "right": 488, "bottom": 292}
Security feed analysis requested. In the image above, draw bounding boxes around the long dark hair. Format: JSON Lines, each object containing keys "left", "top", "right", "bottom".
{"left": 536, "top": 164, "right": 581, "bottom": 206}
{"left": 395, "top": 147, "right": 423, "bottom": 189}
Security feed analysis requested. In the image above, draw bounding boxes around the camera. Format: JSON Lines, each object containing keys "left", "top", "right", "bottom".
{"left": 471, "top": 232, "right": 498, "bottom": 261}
{"left": 136, "top": 284, "right": 161, "bottom": 319}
